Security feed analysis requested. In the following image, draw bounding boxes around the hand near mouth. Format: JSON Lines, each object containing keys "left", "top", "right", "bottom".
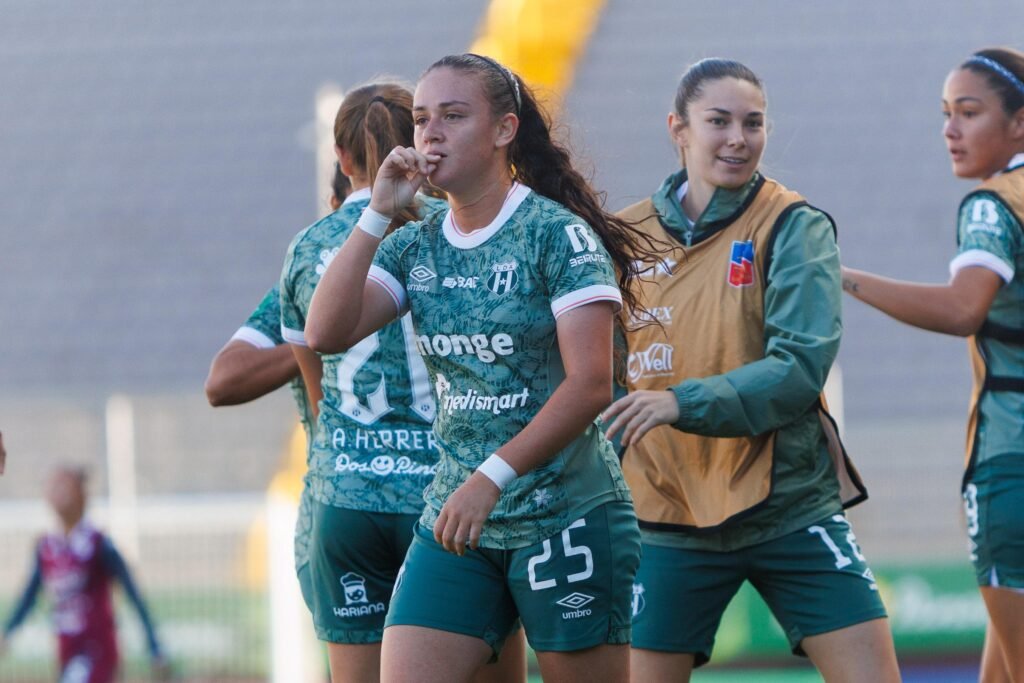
{"left": 370, "top": 146, "right": 442, "bottom": 217}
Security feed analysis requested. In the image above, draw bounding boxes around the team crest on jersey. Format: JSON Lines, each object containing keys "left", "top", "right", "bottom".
{"left": 727, "top": 240, "right": 755, "bottom": 287}
{"left": 486, "top": 261, "right": 519, "bottom": 295}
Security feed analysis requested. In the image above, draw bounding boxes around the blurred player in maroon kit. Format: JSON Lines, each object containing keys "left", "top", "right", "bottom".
{"left": 1, "top": 465, "right": 168, "bottom": 683}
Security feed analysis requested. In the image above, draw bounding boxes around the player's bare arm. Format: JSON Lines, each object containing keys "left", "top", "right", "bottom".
{"left": 205, "top": 340, "right": 299, "bottom": 406}
{"left": 306, "top": 147, "right": 438, "bottom": 353}
{"left": 841, "top": 265, "right": 1001, "bottom": 336}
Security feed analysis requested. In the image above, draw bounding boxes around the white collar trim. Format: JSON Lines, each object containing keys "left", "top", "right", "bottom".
{"left": 675, "top": 180, "right": 689, "bottom": 202}
{"left": 674, "top": 180, "right": 695, "bottom": 227}
{"left": 342, "top": 187, "right": 372, "bottom": 205}
{"left": 442, "top": 183, "right": 531, "bottom": 249}
{"left": 1006, "top": 153, "right": 1024, "bottom": 172}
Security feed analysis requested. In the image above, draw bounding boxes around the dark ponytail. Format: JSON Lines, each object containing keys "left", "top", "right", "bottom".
{"left": 423, "top": 54, "right": 666, "bottom": 319}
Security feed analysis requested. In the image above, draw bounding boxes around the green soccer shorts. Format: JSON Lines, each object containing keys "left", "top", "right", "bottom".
{"left": 631, "top": 513, "right": 887, "bottom": 666}
{"left": 964, "top": 456, "right": 1024, "bottom": 590}
{"left": 385, "top": 500, "right": 640, "bottom": 654}
{"left": 308, "top": 501, "right": 419, "bottom": 644}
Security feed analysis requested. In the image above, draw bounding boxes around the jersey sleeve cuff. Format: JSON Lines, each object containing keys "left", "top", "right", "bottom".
{"left": 368, "top": 265, "right": 409, "bottom": 314}
{"left": 550, "top": 284, "right": 622, "bottom": 319}
{"left": 230, "top": 326, "right": 277, "bottom": 349}
{"left": 949, "top": 250, "right": 1014, "bottom": 284}
{"left": 670, "top": 382, "right": 699, "bottom": 431}
{"left": 281, "top": 325, "right": 307, "bottom": 346}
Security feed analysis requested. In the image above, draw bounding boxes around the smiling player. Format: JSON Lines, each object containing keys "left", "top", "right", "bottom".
{"left": 602, "top": 58, "right": 899, "bottom": 682}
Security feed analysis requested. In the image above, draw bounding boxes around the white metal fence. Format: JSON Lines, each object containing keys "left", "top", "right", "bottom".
{"left": 0, "top": 494, "right": 320, "bottom": 682}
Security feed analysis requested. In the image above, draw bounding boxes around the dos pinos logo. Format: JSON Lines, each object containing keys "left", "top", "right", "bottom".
{"left": 727, "top": 240, "right": 754, "bottom": 287}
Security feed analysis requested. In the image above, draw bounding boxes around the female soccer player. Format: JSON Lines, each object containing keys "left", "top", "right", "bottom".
{"left": 205, "top": 159, "right": 354, "bottom": 613}
{"left": 1, "top": 466, "right": 167, "bottom": 683}
{"left": 842, "top": 47, "right": 1024, "bottom": 682}
{"left": 206, "top": 282, "right": 318, "bottom": 611}
{"left": 281, "top": 79, "right": 525, "bottom": 683}
{"left": 601, "top": 58, "right": 900, "bottom": 682}
{"left": 306, "top": 54, "right": 658, "bottom": 683}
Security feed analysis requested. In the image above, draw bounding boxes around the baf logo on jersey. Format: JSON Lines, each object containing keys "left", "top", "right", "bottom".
{"left": 565, "top": 223, "right": 606, "bottom": 267}
{"left": 442, "top": 275, "right": 479, "bottom": 289}
{"left": 487, "top": 261, "right": 519, "bottom": 295}
{"left": 334, "top": 572, "right": 385, "bottom": 618}
{"left": 727, "top": 240, "right": 755, "bottom": 287}
{"left": 627, "top": 343, "right": 674, "bottom": 382}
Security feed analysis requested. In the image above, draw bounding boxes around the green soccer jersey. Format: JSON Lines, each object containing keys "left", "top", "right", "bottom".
{"left": 369, "top": 183, "right": 632, "bottom": 549}
{"left": 281, "top": 189, "right": 447, "bottom": 514}
{"left": 234, "top": 285, "right": 314, "bottom": 440}
{"left": 233, "top": 285, "right": 314, "bottom": 569}
{"left": 952, "top": 158, "right": 1024, "bottom": 466}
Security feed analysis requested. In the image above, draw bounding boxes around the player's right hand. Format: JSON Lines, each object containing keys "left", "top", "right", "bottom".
{"left": 433, "top": 472, "right": 500, "bottom": 556}
{"left": 369, "top": 146, "right": 439, "bottom": 218}
{"left": 603, "top": 389, "right": 680, "bottom": 448}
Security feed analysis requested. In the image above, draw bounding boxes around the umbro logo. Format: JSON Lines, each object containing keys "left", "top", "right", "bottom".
{"left": 557, "top": 592, "right": 595, "bottom": 620}
{"left": 555, "top": 592, "right": 594, "bottom": 609}
{"left": 410, "top": 266, "right": 437, "bottom": 283}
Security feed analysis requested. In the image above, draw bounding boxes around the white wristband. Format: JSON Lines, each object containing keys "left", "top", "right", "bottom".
{"left": 358, "top": 206, "right": 392, "bottom": 239}
{"left": 476, "top": 453, "right": 518, "bottom": 491}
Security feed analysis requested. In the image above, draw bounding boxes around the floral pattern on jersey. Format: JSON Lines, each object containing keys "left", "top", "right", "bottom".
{"left": 373, "top": 189, "right": 632, "bottom": 548}
{"left": 280, "top": 196, "right": 447, "bottom": 514}
{"left": 956, "top": 190, "right": 1024, "bottom": 467}
{"left": 244, "top": 285, "right": 313, "bottom": 439}
{"left": 294, "top": 487, "right": 314, "bottom": 570}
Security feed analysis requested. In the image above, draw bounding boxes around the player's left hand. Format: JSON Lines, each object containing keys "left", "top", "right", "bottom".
{"left": 602, "top": 390, "right": 680, "bottom": 447}
{"left": 0, "top": 431, "right": 6, "bottom": 476}
{"left": 433, "top": 472, "right": 500, "bottom": 556}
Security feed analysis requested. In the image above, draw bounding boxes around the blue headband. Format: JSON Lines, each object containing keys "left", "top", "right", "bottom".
{"left": 965, "top": 55, "right": 1024, "bottom": 97}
